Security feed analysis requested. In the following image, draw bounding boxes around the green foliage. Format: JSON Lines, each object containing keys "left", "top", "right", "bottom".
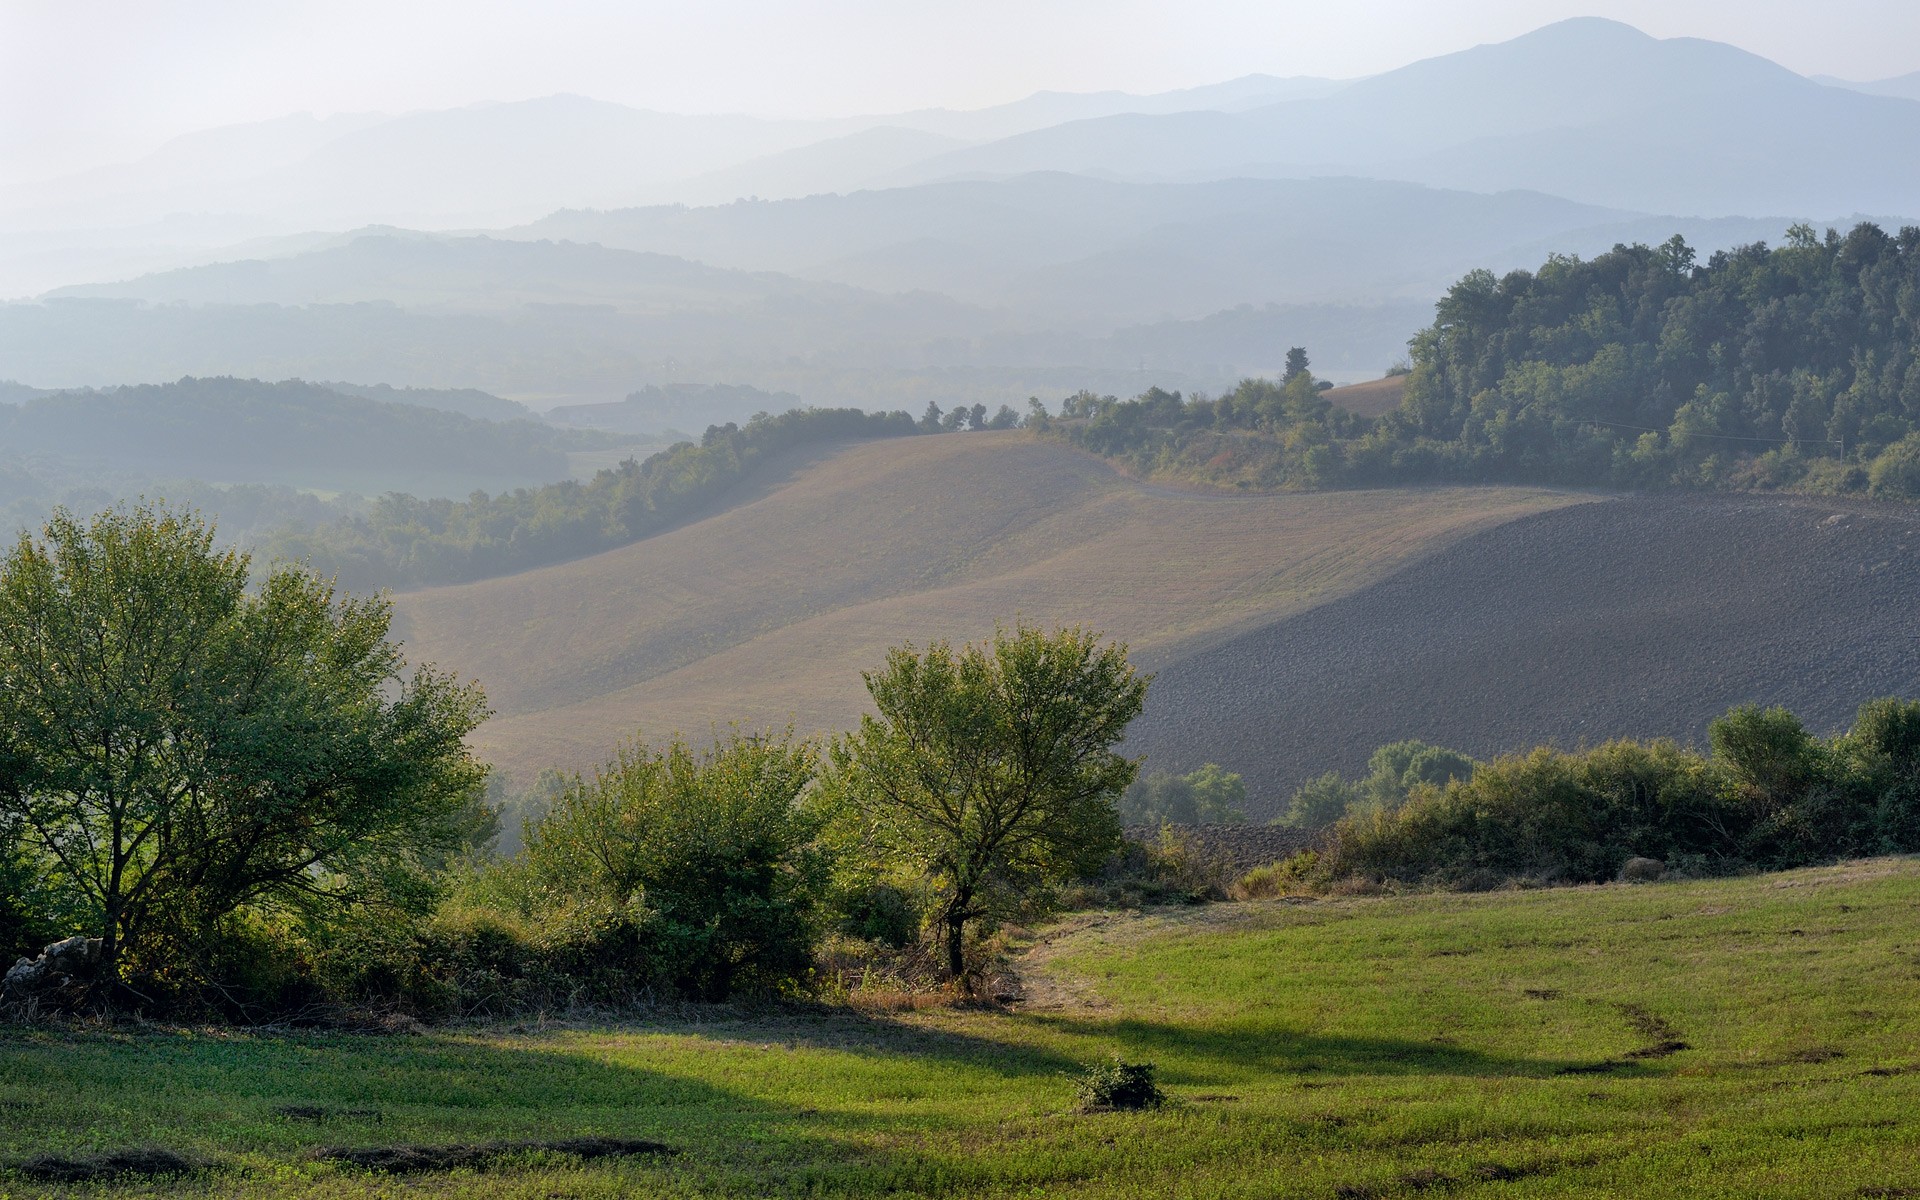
{"left": 505, "top": 730, "right": 826, "bottom": 1001}
{"left": 1311, "top": 698, "right": 1920, "bottom": 891}
{"left": 1277, "top": 741, "right": 1474, "bottom": 829}
{"left": 1119, "top": 763, "right": 1247, "bottom": 825}
{"left": 1074, "top": 1057, "right": 1165, "bottom": 1112}
{"left": 268, "top": 405, "right": 922, "bottom": 592}
{"left": 1049, "top": 225, "right": 1920, "bottom": 495}
{"left": 827, "top": 623, "right": 1148, "bottom": 981}
{"left": 1869, "top": 432, "right": 1920, "bottom": 497}
{"left": 0, "top": 503, "right": 489, "bottom": 995}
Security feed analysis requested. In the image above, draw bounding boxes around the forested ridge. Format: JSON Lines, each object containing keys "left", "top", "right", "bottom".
{"left": 1049, "top": 223, "right": 1920, "bottom": 497}
{"left": 270, "top": 406, "right": 920, "bottom": 591}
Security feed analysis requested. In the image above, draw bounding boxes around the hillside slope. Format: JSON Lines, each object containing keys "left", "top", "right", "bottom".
{"left": 1133, "top": 495, "right": 1920, "bottom": 814}
{"left": 394, "top": 433, "right": 1580, "bottom": 781}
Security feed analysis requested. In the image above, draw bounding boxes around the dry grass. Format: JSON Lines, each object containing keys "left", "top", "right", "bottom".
{"left": 393, "top": 432, "right": 1586, "bottom": 780}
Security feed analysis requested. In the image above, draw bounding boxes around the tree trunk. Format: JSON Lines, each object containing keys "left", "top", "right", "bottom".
{"left": 944, "top": 906, "right": 967, "bottom": 985}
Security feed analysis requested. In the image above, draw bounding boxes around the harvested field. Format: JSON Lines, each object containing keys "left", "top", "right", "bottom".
{"left": 395, "top": 433, "right": 1579, "bottom": 780}
{"left": 1132, "top": 494, "right": 1920, "bottom": 816}
{"left": 1323, "top": 374, "right": 1407, "bottom": 417}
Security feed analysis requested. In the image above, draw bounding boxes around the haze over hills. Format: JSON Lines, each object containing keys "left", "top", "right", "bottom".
{"left": 881, "top": 20, "right": 1920, "bottom": 216}
{"left": 9, "top": 176, "right": 1892, "bottom": 408}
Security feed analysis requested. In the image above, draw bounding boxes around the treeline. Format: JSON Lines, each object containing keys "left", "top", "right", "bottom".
{"left": 1045, "top": 223, "right": 1920, "bottom": 497}
{"left": 0, "top": 377, "right": 584, "bottom": 486}
{"left": 268, "top": 407, "right": 923, "bottom": 592}
{"left": 1266, "top": 699, "right": 1920, "bottom": 892}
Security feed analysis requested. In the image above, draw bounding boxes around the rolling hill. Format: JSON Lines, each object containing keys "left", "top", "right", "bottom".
{"left": 392, "top": 432, "right": 1585, "bottom": 782}
{"left": 1131, "top": 494, "right": 1920, "bottom": 812}
{"left": 394, "top": 435, "right": 1920, "bottom": 814}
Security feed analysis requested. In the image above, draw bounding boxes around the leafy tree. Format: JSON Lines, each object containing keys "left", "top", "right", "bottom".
{"left": 828, "top": 624, "right": 1147, "bottom": 983}
{"left": 967, "top": 403, "right": 989, "bottom": 431}
{"left": 989, "top": 404, "right": 1021, "bottom": 430}
{"left": 1120, "top": 763, "right": 1247, "bottom": 824}
{"left": 1279, "top": 771, "right": 1361, "bottom": 829}
{"left": 1277, "top": 741, "right": 1472, "bottom": 828}
{"left": 0, "top": 504, "right": 489, "bottom": 992}
{"left": 920, "top": 402, "right": 944, "bottom": 431}
{"left": 518, "top": 729, "right": 823, "bottom": 1000}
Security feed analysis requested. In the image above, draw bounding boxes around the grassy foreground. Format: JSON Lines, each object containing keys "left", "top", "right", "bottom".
{"left": 4, "top": 860, "right": 1919, "bottom": 1198}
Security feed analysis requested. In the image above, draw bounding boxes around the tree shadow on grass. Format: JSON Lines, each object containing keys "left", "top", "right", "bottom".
{"left": 1007, "top": 1012, "right": 1641, "bottom": 1083}
{"left": 0, "top": 1027, "right": 925, "bottom": 1193}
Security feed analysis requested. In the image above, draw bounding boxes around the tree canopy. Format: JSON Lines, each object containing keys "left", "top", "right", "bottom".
{"left": 0, "top": 504, "right": 489, "bottom": 994}
{"left": 1047, "top": 223, "right": 1920, "bottom": 497}
{"left": 826, "top": 624, "right": 1148, "bottom": 983}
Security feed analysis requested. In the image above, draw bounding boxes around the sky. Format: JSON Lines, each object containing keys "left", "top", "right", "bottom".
{"left": 6, "top": 0, "right": 1920, "bottom": 182}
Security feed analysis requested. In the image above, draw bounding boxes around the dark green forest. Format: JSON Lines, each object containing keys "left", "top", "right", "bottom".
{"left": 1050, "top": 223, "right": 1920, "bottom": 497}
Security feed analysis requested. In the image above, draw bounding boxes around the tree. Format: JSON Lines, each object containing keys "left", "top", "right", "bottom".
{"left": 967, "top": 403, "right": 988, "bottom": 431}
{"left": 0, "top": 504, "right": 489, "bottom": 992}
{"left": 829, "top": 624, "right": 1148, "bottom": 983}
{"left": 920, "top": 401, "right": 944, "bottom": 431}
{"left": 1120, "top": 763, "right": 1247, "bottom": 825}
{"left": 1283, "top": 346, "right": 1311, "bottom": 383}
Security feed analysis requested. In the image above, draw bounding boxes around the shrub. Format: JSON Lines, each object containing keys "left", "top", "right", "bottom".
{"left": 1317, "top": 739, "right": 1738, "bottom": 889}
{"left": 1075, "top": 1057, "right": 1165, "bottom": 1112}
{"left": 1869, "top": 433, "right": 1920, "bottom": 498}
{"left": 508, "top": 729, "right": 825, "bottom": 1001}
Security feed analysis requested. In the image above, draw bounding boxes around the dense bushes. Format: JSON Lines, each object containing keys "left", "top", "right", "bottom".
{"left": 466, "top": 731, "right": 826, "bottom": 1002}
{"left": 1291, "top": 699, "right": 1920, "bottom": 891}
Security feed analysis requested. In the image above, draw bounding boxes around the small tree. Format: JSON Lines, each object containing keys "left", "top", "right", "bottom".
{"left": 1283, "top": 346, "right": 1311, "bottom": 383}
{"left": 0, "top": 504, "right": 489, "bottom": 991}
{"left": 829, "top": 624, "right": 1147, "bottom": 983}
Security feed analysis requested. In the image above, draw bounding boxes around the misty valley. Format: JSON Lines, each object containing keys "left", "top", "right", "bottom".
{"left": 3, "top": 11, "right": 1920, "bottom": 1199}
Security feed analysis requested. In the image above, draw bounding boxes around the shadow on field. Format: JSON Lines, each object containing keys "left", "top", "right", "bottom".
{"left": 0, "top": 1028, "right": 909, "bottom": 1188}
{"left": 1016, "top": 1013, "right": 1605, "bottom": 1081}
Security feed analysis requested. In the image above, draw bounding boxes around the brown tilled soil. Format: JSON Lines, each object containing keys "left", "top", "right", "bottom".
{"left": 1129, "top": 493, "right": 1920, "bottom": 819}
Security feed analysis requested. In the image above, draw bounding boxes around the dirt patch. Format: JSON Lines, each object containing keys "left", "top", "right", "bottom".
{"left": 1557, "top": 1003, "right": 1688, "bottom": 1075}
{"left": 16, "top": 1148, "right": 205, "bottom": 1183}
{"left": 1617, "top": 1003, "right": 1690, "bottom": 1059}
{"left": 274, "top": 1104, "right": 384, "bottom": 1122}
{"left": 312, "top": 1137, "right": 674, "bottom": 1174}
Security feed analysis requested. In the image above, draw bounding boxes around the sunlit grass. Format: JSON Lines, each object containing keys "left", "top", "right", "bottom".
{"left": 4, "top": 859, "right": 1919, "bottom": 1196}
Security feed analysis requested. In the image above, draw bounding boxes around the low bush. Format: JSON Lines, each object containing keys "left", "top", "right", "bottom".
{"left": 1074, "top": 1057, "right": 1165, "bottom": 1112}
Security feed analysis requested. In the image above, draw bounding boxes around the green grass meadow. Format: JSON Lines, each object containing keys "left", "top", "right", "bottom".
{"left": 4, "top": 859, "right": 1919, "bottom": 1198}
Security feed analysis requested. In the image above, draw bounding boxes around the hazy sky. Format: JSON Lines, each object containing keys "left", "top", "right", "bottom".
{"left": 6, "top": 0, "right": 1920, "bottom": 181}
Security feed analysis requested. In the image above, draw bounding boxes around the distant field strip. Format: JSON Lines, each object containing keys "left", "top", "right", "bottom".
{"left": 393, "top": 433, "right": 1583, "bottom": 780}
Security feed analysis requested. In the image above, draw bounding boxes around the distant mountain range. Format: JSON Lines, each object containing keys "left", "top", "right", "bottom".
{"left": 876, "top": 20, "right": 1920, "bottom": 216}
{"left": 4, "top": 18, "right": 1918, "bottom": 422}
